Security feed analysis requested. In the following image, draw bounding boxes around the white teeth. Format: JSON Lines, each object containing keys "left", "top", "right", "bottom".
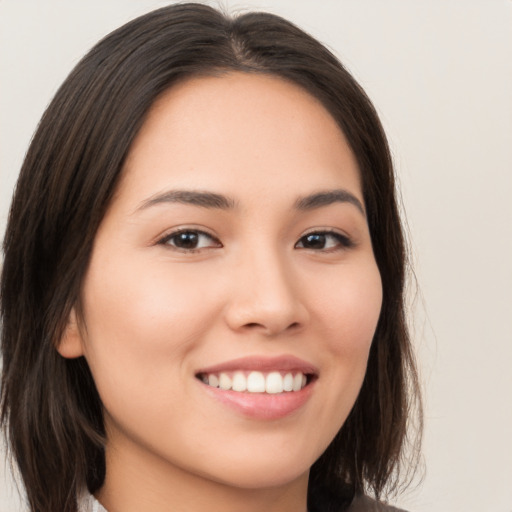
{"left": 219, "top": 373, "right": 232, "bottom": 390}
{"left": 292, "top": 373, "right": 303, "bottom": 392}
{"left": 265, "top": 372, "right": 283, "bottom": 394}
{"left": 247, "top": 371, "right": 266, "bottom": 392}
{"left": 283, "top": 373, "right": 294, "bottom": 392}
{"left": 232, "top": 371, "right": 247, "bottom": 392}
{"left": 202, "top": 370, "right": 309, "bottom": 394}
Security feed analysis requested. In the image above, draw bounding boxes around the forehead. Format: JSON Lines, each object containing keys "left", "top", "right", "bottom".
{"left": 117, "top": 72, "right": 362, "bottom": 208}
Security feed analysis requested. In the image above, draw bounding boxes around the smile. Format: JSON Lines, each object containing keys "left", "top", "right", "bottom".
{"left": 198, "top": 370, "right": 309, "bottom": 394}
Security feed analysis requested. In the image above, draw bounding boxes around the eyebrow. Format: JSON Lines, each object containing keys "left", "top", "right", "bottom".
{"left": 136, "top": 190, "right": 237, "bottom": 212}
{"left": 135, "top": 188, "right": 365, "bottom": 216}
{"left": 294, "top": 189, "right": 365, "bottom": 216}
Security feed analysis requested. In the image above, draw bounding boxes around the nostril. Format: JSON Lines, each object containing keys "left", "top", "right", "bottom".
{"left": 243, "top": 321, "right": 301, "bottom": 332}
{"left": 245, "top": 322, "right": 262, "bottom": 329}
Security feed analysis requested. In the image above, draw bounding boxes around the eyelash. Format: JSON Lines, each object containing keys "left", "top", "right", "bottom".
{"left": 295, "top": 230, "right": 354, "bottom": 252}
{"left": 157, "top": 229, "right": 354, "bottom": 253}
{"left": 158, "top": 229, "right": 222, "bottom": 253}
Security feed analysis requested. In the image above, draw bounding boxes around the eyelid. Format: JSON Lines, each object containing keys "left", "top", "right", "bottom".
{"left": 295, "top": 228, "right": 355, "bottom": 250}
{"left": 157, "top": 227, "right": 222, "bottom": 251}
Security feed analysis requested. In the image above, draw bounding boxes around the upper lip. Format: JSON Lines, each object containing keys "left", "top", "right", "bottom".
{"left": 195, "top": 355, "right": 319, "bottom": 375}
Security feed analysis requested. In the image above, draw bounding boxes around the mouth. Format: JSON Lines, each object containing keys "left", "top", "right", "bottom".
{"left": 194, "top": 355, "right": 318, "bottom": 396}
{"left": 196, "top": 370, "right": 314, "bottom": 394}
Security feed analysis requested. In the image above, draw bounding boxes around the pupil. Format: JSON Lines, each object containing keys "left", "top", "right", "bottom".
{"left": 176, "top": 232, "right": 198, "bottom": 248}
{"left": 304, "top": 234, "right": 325, "bottom": 249}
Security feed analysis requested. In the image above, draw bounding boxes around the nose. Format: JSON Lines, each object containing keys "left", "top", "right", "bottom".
{"left": 223, "top": 248, "right": 309, "bottom": 336}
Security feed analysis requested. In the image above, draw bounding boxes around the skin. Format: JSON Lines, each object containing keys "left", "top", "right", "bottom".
{"left": 59, "top": 73, "right": 383, "bottom": 512}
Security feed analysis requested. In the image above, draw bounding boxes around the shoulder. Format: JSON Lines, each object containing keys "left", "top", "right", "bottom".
{"left": 347, "top": 494, "right": 409, "bottom": 512}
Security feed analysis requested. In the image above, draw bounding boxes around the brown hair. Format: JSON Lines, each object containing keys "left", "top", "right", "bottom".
{"left": 1, "top": 4, "right": 422, "bottom": 512}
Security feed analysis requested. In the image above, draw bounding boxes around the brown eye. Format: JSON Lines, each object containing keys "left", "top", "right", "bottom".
{"left": 160, "top": 230, "right": 221, "bottom": 251}
{"left": 172, "top": 232, "right": 199, "bottom": 249}
{"left": 300, "top": 233, "right": 327, "bottom": 249}
{"left": 295, "top": 231, "right": 353, "bottom": 251}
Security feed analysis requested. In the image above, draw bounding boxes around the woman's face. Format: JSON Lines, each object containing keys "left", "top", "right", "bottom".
{"left": 62, "top": 73, "right": 382, "bottom": 492}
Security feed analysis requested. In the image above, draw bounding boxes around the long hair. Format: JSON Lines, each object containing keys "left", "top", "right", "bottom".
{"left": 1, "top": 4, "right": 422, "bottom": 511}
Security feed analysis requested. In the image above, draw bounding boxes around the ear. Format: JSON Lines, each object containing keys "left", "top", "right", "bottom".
{"left": 56, "top": 308, "right": 85, "bottom": 358}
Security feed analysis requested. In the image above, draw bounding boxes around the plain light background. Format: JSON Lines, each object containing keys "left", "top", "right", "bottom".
{"left": 1, "top": 1, "right": 511, "bottom": 511}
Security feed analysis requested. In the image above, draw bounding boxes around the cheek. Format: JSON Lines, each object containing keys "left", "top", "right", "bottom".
{"left": 312, "top": 259, "right": 382, "bottom": 405}
{"left": 287, "top": 260, "right": 382, "bottom": 462}
{"left": 84, "top": 251, "right": 212, "bottom": 335}
{"left": 313, "top": 260, "right": 382, "bottom": 355}
{"left": 78, "top": 251, "right": 223, "bottom": 394}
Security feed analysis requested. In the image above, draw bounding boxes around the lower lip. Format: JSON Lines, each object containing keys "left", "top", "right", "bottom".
{"left": 200, "top": 381, "right": 315, "bottom": 420}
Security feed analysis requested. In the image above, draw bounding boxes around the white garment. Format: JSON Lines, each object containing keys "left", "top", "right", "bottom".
{"left": 78, "top": 491, "right": 109, "bottom": 512}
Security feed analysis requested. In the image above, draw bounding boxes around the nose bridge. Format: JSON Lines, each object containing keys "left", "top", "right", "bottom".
{"left": 225, "top": 240, "right": 306, "bottom": 335}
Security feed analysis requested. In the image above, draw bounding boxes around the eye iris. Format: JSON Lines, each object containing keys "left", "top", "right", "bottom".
{"left": 174, "top": 232, "right": 198, "bottom": 248}
{"left": 303, "top": 233, "right": 326, "bottom": 249}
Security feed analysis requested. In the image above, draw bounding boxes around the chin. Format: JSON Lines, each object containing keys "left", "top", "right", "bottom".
{"left": 204, "top": 462, "right": 310, "bottom": 491}
{"left": 186, "top": 440, "right": 321, "bottom": 491}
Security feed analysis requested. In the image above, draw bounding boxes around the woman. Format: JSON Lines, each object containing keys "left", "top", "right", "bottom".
{"left": 1, "top": 4, "right": 421, "bottom": 512}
